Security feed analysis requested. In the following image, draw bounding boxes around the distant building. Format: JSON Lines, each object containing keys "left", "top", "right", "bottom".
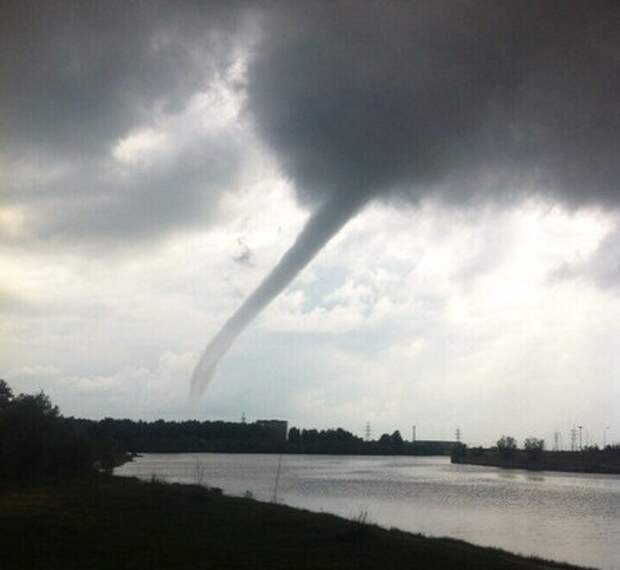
{"left": 255, "top": 419, "right": 288, "bottom": 442}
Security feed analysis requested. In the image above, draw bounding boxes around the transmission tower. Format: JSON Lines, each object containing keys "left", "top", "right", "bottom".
{"left": 365, "top": 421, "right": 372, "bottom": 442}
{"left": 553, "top": 432, "right": 560, "bottom": 451}
{"left": 241, "top": 412, "right": 246, "bottom": 424}
{"left": 570, "top": 427, "right": 577, "bottom": 451}
{"left": 455, "top": 427, "right": 461, "bottom": 443}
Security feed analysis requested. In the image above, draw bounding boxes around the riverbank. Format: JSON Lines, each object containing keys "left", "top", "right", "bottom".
{"left": 0, "top": 474, "right": 591, "bottom": 570}
{"left": 452, "top": 449, "right": 620, "bottom": 475}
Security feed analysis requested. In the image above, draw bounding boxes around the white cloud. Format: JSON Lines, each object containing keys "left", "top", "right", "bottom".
{"left": 113, "top": 128, "right": 168, "bottom": 164}
{"left": 7, "top": 365, "right": 61, "bottom": 378}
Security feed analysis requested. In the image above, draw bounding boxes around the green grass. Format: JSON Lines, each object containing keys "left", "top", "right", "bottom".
{"left": 0, "top": 474, "right": 592, "bottom": 570}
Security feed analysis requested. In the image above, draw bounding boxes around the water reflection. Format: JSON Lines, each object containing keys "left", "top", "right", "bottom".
{"left": 524, "top": 473, "right": 546, "bottom": 482}
{"left": 115, "top": 454, "right": 620, "bottom": 570}
{"left": 497, "top": 470, "right": 518, "bottom": 480}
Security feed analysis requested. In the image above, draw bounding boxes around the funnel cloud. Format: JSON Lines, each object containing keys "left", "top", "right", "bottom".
{"left": 191, "top": 190, "right": 370, "bottom": 396}
{"left": 191, "top": 1, "right": 620, "bottom": 396}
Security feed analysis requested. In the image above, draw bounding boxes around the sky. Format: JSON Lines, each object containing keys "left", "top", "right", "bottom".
{"left": 2, "top": 1, "right": 620, "bottom": 447}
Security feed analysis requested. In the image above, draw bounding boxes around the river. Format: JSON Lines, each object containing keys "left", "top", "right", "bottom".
{"left": 114, "top": 454, "right": 619, "bottom": 569}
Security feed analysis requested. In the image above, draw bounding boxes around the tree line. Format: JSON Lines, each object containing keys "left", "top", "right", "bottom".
{"left": 68, "top": 419, "right": 454, "bottom": 455}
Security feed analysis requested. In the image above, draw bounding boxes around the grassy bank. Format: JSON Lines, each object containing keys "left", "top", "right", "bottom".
{"left": 0, "top": 474, "right": 592, "bottom": 570}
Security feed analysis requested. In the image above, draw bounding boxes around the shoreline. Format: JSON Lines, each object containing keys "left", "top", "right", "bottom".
{"left": 0, "top": 474, "right": 593, "bottom": 570}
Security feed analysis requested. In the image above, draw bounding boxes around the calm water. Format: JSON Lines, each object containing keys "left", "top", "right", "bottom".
{"left": 115, "top": 454, "right": 620, "bottom": 569}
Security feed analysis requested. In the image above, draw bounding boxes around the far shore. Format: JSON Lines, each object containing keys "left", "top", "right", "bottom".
{"left": 452, "top": 449, "right": 620, "bottom": 475}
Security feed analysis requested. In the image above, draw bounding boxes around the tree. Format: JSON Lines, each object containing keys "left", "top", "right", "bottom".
{"left": 390, "top": 430, "right": 403, "bottom": 447}
{"left": 524, "top": 437, "right": 544, "bottom": 460}
{"left": 496, "top": 435, "right": 517, "bottom": 459}
{"left": 0, "top": 379, "right": 14, "bottom": 408}
{"left": 0, "top": 388, "right": 90, "bottom": 483}
{"left": 12, "top": 391, "right": 59, "bottom": 417}
{"left": 378, "top": 433, "right": 391, "bottom": 446}
{"left": 288, "top": 427, "right": 301, "bottom": 445}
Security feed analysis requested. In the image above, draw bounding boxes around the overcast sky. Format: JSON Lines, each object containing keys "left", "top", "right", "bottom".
{"left": 2, "top": 1, "right": 619, "bottom": 447}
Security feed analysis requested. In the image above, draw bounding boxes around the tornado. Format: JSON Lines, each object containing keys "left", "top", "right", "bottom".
{"left": 191, "top": 0, "right": 620, "bottom": 397}
{"left": 190, "top": 191, "right": 369, "bottom": 398}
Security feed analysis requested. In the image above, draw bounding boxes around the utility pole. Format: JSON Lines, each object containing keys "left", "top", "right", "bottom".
{"left": 604, "top": 426, "right": 610, "bottom": 448}
{"left": 241, "top": 412, "right": 246, "bottom": 424}
{"left": 553, "top": 432, "right": 560, "bottom": 451}
{"left": 578, "top": 425, "right": 583, "bottom": 451}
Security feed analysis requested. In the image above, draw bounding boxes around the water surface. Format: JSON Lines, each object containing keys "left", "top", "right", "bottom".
{"left": 115, "top": 454, "right": 620, "bottom": 569}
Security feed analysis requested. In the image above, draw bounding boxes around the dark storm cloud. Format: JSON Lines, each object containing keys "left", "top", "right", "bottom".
{"left": 192, "top": 1, "right": 620, "bottom": 395}
{"left": 1, "top": 0, "right": 244, "bottom": 156}
{"left": 1, "top": 0, "right": 250, "bottom": 247}
{"left": 249, "top": 1, "right": 620, "bottom": 210}
{"left": 5, "top": 1, "right": 618, "bottom": 249}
